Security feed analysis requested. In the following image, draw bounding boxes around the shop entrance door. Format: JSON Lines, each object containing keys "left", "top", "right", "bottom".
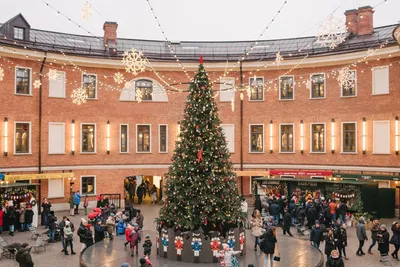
{"left": 378, "top": 188, "right": 395, "bottom": 218}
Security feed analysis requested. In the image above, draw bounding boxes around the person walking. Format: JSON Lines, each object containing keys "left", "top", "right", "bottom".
{"left": 143, "top": 235, "right": 152, "bottom": 258}
{"left": 16, "top": 243, "right": 34, "bottom": 267}
{"left": 41, "top": 197, "right": 51, "bottom": 227}
{"left": 337, "top": 223, "right": 348, "bottom": 260}
{"left": 69, "top": 194, "right": 75, "bottom": 216}
{"left": 270, "top": 200, "right": 280, "bottom": 227}
{"left": 282, "top": 208, "right": 293, "bottom": 237}
{"left": 47, "top": 211, "right": 57, "bottom": 243}
{"left": 7, "top": 206, "right": 17, "bottom": 236}
{"left": 390, "top": 221, "right": 400, "bottom": 260}
{"left": 135, "top": 210, "right": 144, "bottom": 229}
{"left": 130, "top": 226, "right": 141, "bottom": 257}
{"left": 64, "top": 221, "right": 76, "bottom": 255}
{"left": 94, "top": 219, "right": 105, "bottom": 243}
{"left": 150, "top": 184, "right": 157, "bottom": 204}
{"left": 24, "top": 205, "right": 34, "bottom": 231}
{"left": 106, "top": 214, "right": 116, "bottom": 240}
{"left": 250, "top": 209, "right": 263, "bottom": 251}
{"left": 18, "top": 203, "right": 26, "bottom": 232}
{"left": 337, "top": 200, "right": 347, "bottom": 225}
{"left": 259, "top": 228, "right": 277, "bottom": 267}
{"left": 378, "top": 224, "right": 390, "bottom": 262}
{"left": 74, "top": 190, "right": 82, "bottom": 215}
{"left": 310, "top": 221, "right": 324, "bottom": 249}
{"left": 83, "top": 195, "right": 89, "bottom": 215}
{"left": 356, "top": 216, "right": 368, "bottom": 256}
{"left": 368, "top": 219, "right": 380, "bottom": 254}
{"left": 328, "top": 199, "right": 337, "bottom": 223}
{"left": 136, "top": 183, "right": 145, "bottom": 204}
{"left": 326, "top": 250, "right": 344, "bottom": 267}
{"left": 78, "top": 218, "right": 94, "bottom": 255}
{"left": 325, "top": 229, "right": 336, "bottom": 261}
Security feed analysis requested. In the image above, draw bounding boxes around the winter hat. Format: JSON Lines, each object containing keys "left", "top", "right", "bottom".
{"left": 222, "top": 243, "right": 230, "bottom": 251}
{"left": 86, "top": 224, "right": 92, "bottom": 230}
{"left": 381, "top": 224, "right": 387, "bottom": 230}
{"left": 139, "top": 258, "right": 147, "bottom": 264}
{"left": 65, "top": 221, "right": 71, "bottom": 226}
{"left": 81, "top": 218, "right": 88, "bottom": 225}
{"left": 110, "top": 213, "right": 115, "bottom": 217}
{"left": 145, "top": 235, "right": 150, "bottom": 240}
{"left": 331, "top": 250, "right": 339, "bottom": 259}
{"left": 315, "top": 220, "right": 320, "bottom": 225}
{"left": 121, "top": 263, "right": 131, "bottom": 267}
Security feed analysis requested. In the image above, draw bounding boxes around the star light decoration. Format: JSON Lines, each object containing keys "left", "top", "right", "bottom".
{"left": 316, "top": 16, "right": 347, "bottom": 49}
{"left": 337, "top": 67, "right": 355, "bottom": 91}
{"left": 0, "top": 67, "right": 4, "bottom": 81}
{"left": 33, "top": 80, "right": 42, "bottom": 89}
{"left": 114, "top": 72, "right": 125, "bottom": 84}
{"left": 47, "top": 69, "right": 59, "bottom": 81}
{"left": 70, "top": 88, "right": 88, "bottom": 105}
{"left": 275, "top": 51, "right": 283, "bottom": 66}
{"left": 82, "top": 2, "right": 92, "bottom": 20}
{"left": 122, "top": 48, "right": 148, "bottom": 75}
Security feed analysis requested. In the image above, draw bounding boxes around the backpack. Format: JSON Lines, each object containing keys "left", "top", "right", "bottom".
{"left": 231, "top": 255, "right": 239, "bottom": 267}
{"left": 259, "top": 237, "right": 267, "bottom": 252}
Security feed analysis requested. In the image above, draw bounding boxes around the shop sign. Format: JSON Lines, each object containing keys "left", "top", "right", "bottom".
{"left": 4, "top": 186, "right": 28, "bottom": 193}
{"left": 333, "top": 172, "right": 399, "bottom": 181}
{"left": 0, "top": 173, "right": 4, "bottom": 181}
{"left": 5, "top": 172, "right": 74, "bottom": 181}
{"left": 261, "top": 180, "right": 281, "bottom": 185}
{"left": 270, "top": 170, "right": 332, "bottom": 176}
{"left": 297, "top": 181, "right": 318, "bottom": 187}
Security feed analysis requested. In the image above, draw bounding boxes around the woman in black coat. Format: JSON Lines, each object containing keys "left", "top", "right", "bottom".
{"left": 325, "top": 229, "right": 336, "bottom": 261}
{"left": 7, "top": 206, "right": 17, "bottom": 236}
{"left": 390, "top": 222, "right": 400, "bottom": 259}
{"left": 260, "top": 228, "right": 277, "bottom": 267}
{"left": 378, "top": 224, "right": 390, "bottom": 257}
{"left": 94, "top": 220, "right": 105, "bottom": 243}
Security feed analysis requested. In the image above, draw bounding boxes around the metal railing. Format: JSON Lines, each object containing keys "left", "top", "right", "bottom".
{"left": 100, "top": 194, "right": 121, "bottom": 209}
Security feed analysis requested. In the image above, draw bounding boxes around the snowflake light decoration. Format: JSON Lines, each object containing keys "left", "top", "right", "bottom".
{"left": 124, "top": 81, "right": 132, "bottom": 88}
{"left": 70, "top": 88, "right": 88, "bottom": 105}
{"left": 0, "top": 67, "right": 4, "bottom": 81}
{"left": 82, "top": 2, "right": 92, "bottom": 20}
{"left": 122, "top": 48, "right": 148, "bottom": 75}
{"left": 136, "top": 89, "right": 143, "bottom": 103}
{"left": 275, "top": 51, "right": 283, "bottom": 66}
{"left": 114, "top": 72, "right": 124, "bottom": 84}
{"left": 316, "top": 16, "right": 347, "bottom": 49}
{"left": 47, "top": 69, "right": 59, "bottom": 81}
{"left": 33, "top": 80, "right": 42, "bottom": 89}
{"left": 337, "top": 67, "right": 355, "bottom": 91}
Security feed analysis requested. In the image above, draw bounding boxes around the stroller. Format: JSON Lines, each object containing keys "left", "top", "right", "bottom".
{"left": 88, "top": 208, "right": 102, "bottom": 224}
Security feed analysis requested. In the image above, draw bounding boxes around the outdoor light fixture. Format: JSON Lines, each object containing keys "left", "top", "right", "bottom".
{"left": 269, "top": 120, "right": 273, "bottom": 153}
{"left": 177, "top": 121, "right": 181, "bottom": 142}
{"left": 396, "top": 116, "right": 399, "bottom": 155}
{"left": 106, "top": 120, "right": 110, "bottom": 154}
{"left": 300, "top": 120, "right": 304, "bottom": 154}
{"left": 331, "top": 119, "right": 335, "bottom": 154}
{"left": 3, "top": 117, "right": 8, "bottom": 156}
{"left": 71, "top": 120, "right": 75, "bottom": 155}
{"left": 362, "top": 117, "right": 366, "bottom": 154}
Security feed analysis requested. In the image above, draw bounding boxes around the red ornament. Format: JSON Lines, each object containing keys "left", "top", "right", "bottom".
{"left": 197, "top": 149, "right": 203, "bottom": 163}
{"left": 196, "top": 125, "right": 199, "bottom": 129}
{"left": 204, "top": 217, "right": 208, "bottom": 225}
{"left": 222, "top": 196, "right": 224, "bottom": 199}
{"left": 209, "top": 180, "right": 212, "bottom": 185}
{"left": 224, "top": 178, "right": 228, "bottom": 182}
{"left": 200, "top": 55, "right": 204, "bottom": 64}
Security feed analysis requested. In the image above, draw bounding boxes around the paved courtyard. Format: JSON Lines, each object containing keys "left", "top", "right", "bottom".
{"left": 1, "top": 204, "right": 400, "bottom": 267}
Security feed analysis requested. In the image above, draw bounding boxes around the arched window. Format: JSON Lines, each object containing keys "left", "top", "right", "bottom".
{"left": 135, "top": 79, "right": 153, "bottom": 101}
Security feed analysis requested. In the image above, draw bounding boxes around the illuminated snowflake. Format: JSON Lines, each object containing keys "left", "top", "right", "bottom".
{"left": 275, "top": 51, "right": 283, "bottom": 66}
{"left": 114, "top": 72, "right": 124, "bottom": 84}
{"left": 70, "top": 88, "right": 88, "bottom": 105}
{"left": 316, "top": 16, "right": 347, "bottom": 49}
{"left": 136, "top": 89, "right": 143, "bottom": 103}
{"left": 337, "top": 67, "right": 355, "bottom": 90}
{"left": 82, "top": 2, "right": 92, "bottom": 20}
{"left": 47, "top": 69, "right": 59, "bottom": 81}
{"left": 122, "top": 48, "right": 148, "bottom": 75}
{"left": 0, "top": 67, "right": 4, "bottom": 81}
{"left": 33, "top": 80, "right": 42, "bottom": 89}
{"left": 124, "top": 81, "right": 132, "bottom": 88}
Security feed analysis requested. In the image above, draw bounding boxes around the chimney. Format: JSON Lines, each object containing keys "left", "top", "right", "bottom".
{"left": 103, "top": 21, "right": 118, "bottom": 55}
{"left": 345, "top": 6, "right": 374, "bottom": 36}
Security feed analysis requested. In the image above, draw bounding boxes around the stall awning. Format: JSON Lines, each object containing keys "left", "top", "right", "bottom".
{"left": 270, "top": 170, "right": 332, "bottom": 176}
{"left": 333, "top": 172, "right": 400, "bottom": 181}
{"left": 234, "top": 171, "right": 270, "bottom": 176}
{"left": 4, "top": 172, "right": 74, "bottom": 181}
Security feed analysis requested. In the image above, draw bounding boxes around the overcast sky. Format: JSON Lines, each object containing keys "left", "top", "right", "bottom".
{"left": 1, "top": 0, "right": 399, "bottom": 41}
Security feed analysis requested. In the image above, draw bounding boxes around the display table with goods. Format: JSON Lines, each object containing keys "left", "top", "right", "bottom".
{"left": 155, "top": 57, "right": 246, "bottom": 263}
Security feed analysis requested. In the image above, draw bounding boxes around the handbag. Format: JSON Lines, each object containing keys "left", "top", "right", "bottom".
{"left": 274, "top": 242, "right": 281, "bottom": 261}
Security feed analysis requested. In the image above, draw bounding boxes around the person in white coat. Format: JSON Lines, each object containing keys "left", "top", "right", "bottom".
{"left": 216, "top": 243, "right": 241, "bottom": 267}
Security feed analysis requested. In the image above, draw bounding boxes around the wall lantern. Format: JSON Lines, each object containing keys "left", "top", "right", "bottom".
{"left": 106, "top": 120, "right": 110, "bottom": 154}
{"left": 331, "top": 119, "right": 335, "bottom": 154}
{"left": 71, "top": 120, "right": 75, "bottom": 155}
{"left": 4, "top": 117, "right": 8, "bottom": 156}
{"left": 269, "top": 120, "right": 273, "bottom": 153}
{"left": 396, "top": 116, "right": 399, "bottom": 155}
{"left": 300, "top": 120, "right": 304, "bottom": 154}
{"left": 362, "top": 117, "right": 366, "bottom": 154}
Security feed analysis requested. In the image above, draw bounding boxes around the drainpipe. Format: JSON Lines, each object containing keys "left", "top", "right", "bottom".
{"left": 239, "top": 61, "right": 244, "bottom": 195}
{"left": 38, "top": 53, "right": 47, "bottom": 213}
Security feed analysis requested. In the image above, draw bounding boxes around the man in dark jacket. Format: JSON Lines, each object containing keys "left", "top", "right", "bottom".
{"left": 7, "top": 206, "right": 17, "bottom": 236}
{"left": 24, "top": 206, "right": 34, "bottom": 231}
{"left": 282, "top": 208, "right": 293, "bottom": 237}
{"left": 336, "top": 223, "right": 348, "bottom": 260}
{"left": 378, "top": 224, "right": 390, "bottom": 258}
{"left": 310, "top": 221, "right": 324, "bottom": 249}
{"left": 16, "top": 243, "right": 34, "bottom": 267}
{"left": 136, "top": 183, "right": 145, "bottom": 204}
{"left": 47, "top": 211, "right": 57, "bottom": 243}
{"left": 94, "top": 219, "right": 105, "bottom": 243}
{"left": 337, "top": 200, "right": 347, "bottom": 224}
{"left": 270, "top": 200, "right": 280, "bottom": 226}
{"left": 135, "top": 210, "right": 144, "bottom": 229}
{"left": 356, "top": 217, "right": 368, "bottom": 256}
{"left": 306, "top": 204, "right": 318, "bottom": 229}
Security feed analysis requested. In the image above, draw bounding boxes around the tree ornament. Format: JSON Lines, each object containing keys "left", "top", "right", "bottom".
{"left": 197, "top": 149, "right": 203, "bottom": 163}
{"left": 33, "top": 80, "right": 42, "bottom": 89}
{"left": 316, "top": 16, "right": 347, "bottom": 49}
{"left": 114, "top": 72, "right": 125, "bottom": 84}
{"left": 275, "top": 51, "right": 283, "bottom": 66}
{"left": 70, "top": 88, "right": 88, "bottom": 105}
{"left": 122, "top": 48, "right": 148, "bottom": 75}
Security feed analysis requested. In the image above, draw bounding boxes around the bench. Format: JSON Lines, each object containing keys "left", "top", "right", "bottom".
{"left": 32, "top": 236, "right": 46, "bottom": 253}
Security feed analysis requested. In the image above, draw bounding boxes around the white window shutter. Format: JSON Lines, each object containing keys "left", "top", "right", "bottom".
{"left": 48, "top": 178, "right": 64, "bottom": 198}
{"left": 48, "top": 123, "right": 65, "bottom": 154}
{"left": 373, "top": 121, "right": 390, "bottom": 154}
{"left": 49, "top": 71, "right": 66, "bottom": 98}
{"left": 220, "top": 78, "right": 235, "bottom": 102}
{"left": 372, "top": 66, "right": 389, "bottom": 95}
{"left": 221, "top": 124, "right": 235, "bottom": 153}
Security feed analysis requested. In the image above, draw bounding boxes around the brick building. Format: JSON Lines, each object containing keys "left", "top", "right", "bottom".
{"left": 0, "top": 7, "right": 400, "bottom": 213}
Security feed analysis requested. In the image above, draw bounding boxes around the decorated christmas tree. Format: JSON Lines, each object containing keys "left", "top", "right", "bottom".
{"left": 158, "top": 57, "right": 245, "bottom": 231}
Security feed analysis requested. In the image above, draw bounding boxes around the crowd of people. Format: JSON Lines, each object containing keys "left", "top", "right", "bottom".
{"left": 0, "top": 201, "right": 35, "bottom": 236}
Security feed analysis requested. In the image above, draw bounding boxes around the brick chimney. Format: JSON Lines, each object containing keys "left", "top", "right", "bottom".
{"left": 103, "top": 21, "right": 118, "bottom": 55}
{"left": 345, "top": 6, "right": 374, "bottom": 36}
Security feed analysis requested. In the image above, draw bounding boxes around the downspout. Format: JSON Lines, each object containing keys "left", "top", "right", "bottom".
{"left": 38, "top": 53, "right": 47, "bottom": 212}
{"left": 239, "top": 61, "right": 244, "bottom": 195}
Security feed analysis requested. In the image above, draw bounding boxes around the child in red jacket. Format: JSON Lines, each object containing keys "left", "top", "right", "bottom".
{"left": 130, "top": 226, "right": 141, "bottom": 257}
{"left": 124, "top": 224, "right": 132, "bottom": 248}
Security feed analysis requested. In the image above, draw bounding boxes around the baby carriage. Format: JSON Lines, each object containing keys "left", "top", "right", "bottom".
{"left": 88, "top": 208, "right": 102, "bottom": 224}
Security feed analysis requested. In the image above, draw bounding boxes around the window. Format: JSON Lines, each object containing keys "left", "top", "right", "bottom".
{"left": 14, "top": 27, "right": 24, "bottom": 40}
{"left": 15, "top": 122, "right": 31, "bottom": 154}
{"left": 372, "top": 66, "right": 389, "bottom": 95}
{"left": 48, "top": 123, "right": 65, "bottom": 154}
{"left": 279, "top": 76, "right": 294, "bottom": 100}
{"left": 135, "top": 79, "right": 153, "bottom": 101}
{"left": 341, "top": 70, "right": 357, "bottom": 97}
{"left": 310, "top": 74, "right": 325, "bottom": 98}
{"left": 249, "top": 77, "right": 264, "bottom": 101}
{"left": 280, "top": 124, "right": 294, "bottom": 152}
{"left": 342, "top": 123, "right": 356, "bottom": 152}
{"left": 137, "top": 125, "right": 151, "bottom": 152}
{"left": 81, "top": 124, "right": 96, "bottom": 153}
{"left": 159, "top": 125, "right": 168, "bottom": 153}
{"left": 250, "top": 125, "right": 263, "bottom": 152}
{"left": 48, "top": 178, "right": 64, "bottom": 198}
{"left": 49, "top": 71, "right": 66, "bottom": 98}
{"left": 120, "top": 124, "right": 129, "bottom": 153}
{"left": 373, "top": 121, "right": 390, "bottom": 154}
{"left": 82, "top": 74, "right": 97, "bottom": 99}
{"left": 15, "top": 67, "right": 31, "bottom": 95}
{"left": 220, "top": 77, "right": 235, "bottom": 102}
{"left": 311, "top": 124, "right": 325, "bottom": 152}
{"left": 221, "top": 124, "right": 235, "bottom": 153}
{"left": 81, "top": 176, "right": 96, "bottom": 195}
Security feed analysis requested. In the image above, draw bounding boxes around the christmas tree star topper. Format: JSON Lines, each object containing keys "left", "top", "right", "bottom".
{"left": 200, "top": 55, "right": 204, "bottom": 64}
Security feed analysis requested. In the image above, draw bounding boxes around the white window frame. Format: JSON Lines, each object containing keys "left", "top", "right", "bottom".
{"left": 136, "top": 124, "right": 152, "bottom": 153}
{"left": 13, "top": 27, "right": 24, "bottom": 40}
{"left": 372, "top": 120, "right": 390, "bottom": 155}
{"left": 372, "top": 66, "right": 389, "bottom": 96}
{"left": 248, "top": 76, "right": 264, "bottom": 101}
{"left": 219, "top": 77, "right": 235, "bottom": 102}
{"left": 279, "top": 75, "right": 295, "bottom": 101}
{"left": 80, "top": 123, "right": 96, "bottom": 154}
{"left": 15, "top": 66, "right": 32, "bottom": 96}
{"left": 119, "top": 124, "right": 129, "bottom": 153}
{"left": 249, "top": 124, "right": 264, "bottom": 153}
{"left": 49, "top": 70, "right": 66, "bottom": 98}
{"left": 158, "top": 124, "right": 168, "bottom": 153}
{"left": 14, "top": 121, "right": 32, "bottom": 155}
{"left": 221, "top": 124, "right": 235, "bottom": 153}
{"left": 341, "top": 122, "right": 357, "bottom": 154}
{"left": 80, "top": 175, "right": 96, "bottom": 196}
{"left": 47, "top": 178, "right": 65, "bottom": 199}
{"left": 310, "top": 123, "right": 326, "bottom": 153}
{"left": 309, "top": 73, "right": 326, "bottom": 99}
{"left": 81, "top": 73, "right": 98, "bottom": 99}
{"left": 48, "top": 122, "right": 65, "bottom": 154}
{"left": 340, "top": 70, "right": 357, "bottom": 98}
{"left": 279, "top": 123, "right": 295, "bottom": 153}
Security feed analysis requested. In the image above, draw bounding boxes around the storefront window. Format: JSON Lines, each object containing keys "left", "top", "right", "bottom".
{"left": 137, "top": 125, "right": 151, "bottom": 152}
{"left": 82, "top": 74, "right": 97, "bottom": 99}
{"left": 81, "top": 176, "right": 95, "bottom": 195}
{"left": 249, "top": 77, "right": 264, "bottom": 100}
{"left": 15, "top": 122, "right": 30, "bottom": 154}
{"left": 120, "top": 124, "right": 128, "bottom": 153}
{"left": 135, "top": 79, "right": 153, "bottom": 101}
{"left": 311, "top": 74, "right": 325, "bottom": 98}
{"left": 280, "top": 125, "right": 293, "bottom": 152}
{"left": 312, "top": 124, "right": 325, "bottom": 152}
{"left": 82, "top": 124, "right": 95, "bottom": 153}
{"left": 250, "top": 125, "right": 263, "bottom": 152}
{"left": 343, "top": 123, "right": 356, "bottom": 152}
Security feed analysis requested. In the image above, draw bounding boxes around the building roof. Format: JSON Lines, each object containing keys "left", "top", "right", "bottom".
{"left": 0, "top": 21, "right": 397, "bottom": 62}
